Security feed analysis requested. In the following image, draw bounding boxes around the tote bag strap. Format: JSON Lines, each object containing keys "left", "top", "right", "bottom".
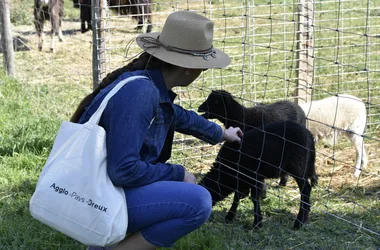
{"left": 43, "top": 76, "right": 148, "bottom": 166}
{"left": 88, "top": 75, "right": 148, "bottom": 125}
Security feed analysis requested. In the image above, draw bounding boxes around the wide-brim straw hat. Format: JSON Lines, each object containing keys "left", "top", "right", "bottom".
{"left": 136, "top": 11, "right": 231, "bottom": 69}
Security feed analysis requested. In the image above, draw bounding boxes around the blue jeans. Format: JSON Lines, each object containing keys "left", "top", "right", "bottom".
{"left": 89, "top": 181, "right": 212, "bottom": 249}
{"left": 126, "top": 181, "right": 212, "bottom": 247}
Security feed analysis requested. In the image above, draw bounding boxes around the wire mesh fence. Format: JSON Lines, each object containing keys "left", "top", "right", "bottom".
{"left": 2, "top": 0, "right": 380, "bottom": 249}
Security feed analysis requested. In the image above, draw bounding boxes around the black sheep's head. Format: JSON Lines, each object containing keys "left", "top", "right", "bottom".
{"left": 198, "top": 90, "right": 233, "bottom": 123}
{"left": 198, "top": 162, "right": 237, "bottom": 206}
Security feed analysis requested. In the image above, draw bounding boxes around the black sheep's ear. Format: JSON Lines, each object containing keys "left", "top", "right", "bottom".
{"left": 221, "top": 92, "right": 232, "bottom": 105}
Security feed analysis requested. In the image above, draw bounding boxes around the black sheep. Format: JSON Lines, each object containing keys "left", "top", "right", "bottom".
{"left": 199, "top": 121, "right": 317, "bottom": 229}
{"left": 198, "top": 90, "right": 306, "bottom": 131}
{"left": 198, "top": 90, "right": 307, "bottom": 195}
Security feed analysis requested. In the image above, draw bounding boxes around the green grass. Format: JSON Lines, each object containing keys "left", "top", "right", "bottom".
{"left": 1, "top": 0, "right": 380, "bottom": 249}
{"left": 0, "top": 81, "right": 58, "bottom": 156}
{"left": 1, "top": 72, "right": 379, "bottom": 249}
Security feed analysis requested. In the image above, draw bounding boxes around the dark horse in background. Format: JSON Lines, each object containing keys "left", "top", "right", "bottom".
{"left": 34, "top": 0, "right": 64, "bottom": 52}
{"left": 73, "top": 0, "right": 153, "bottom": 33}
{"left": 73, "top": 0, "right": 92, "bottom": 33}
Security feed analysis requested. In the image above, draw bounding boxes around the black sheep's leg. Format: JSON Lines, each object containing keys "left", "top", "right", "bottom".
{"left": 279, "top": 173, "right": 289, "bottom": 186}
{"left": 252, "top": 181, "right": 263, "bottom": 229}
{"left": 293, "top": 178, "right": 311, "bottom": 230}
{"left": 225, "top": 191, "right": 240, "bottom": 223}
{"left": 260, "top": 181, "right": 267, "bottom": 200}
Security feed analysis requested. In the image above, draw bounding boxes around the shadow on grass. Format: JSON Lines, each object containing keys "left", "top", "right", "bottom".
{"left": 1, "top": 180, "right": 379, "bottom": 249}
{"left": 0, "top": 36, "right": 31, "bottom": 53}
{"left": 1, "top": 161, "right": 378, "bottom": 249}
{"left": 20, "top": 28, "right": 82, "bottom": 37}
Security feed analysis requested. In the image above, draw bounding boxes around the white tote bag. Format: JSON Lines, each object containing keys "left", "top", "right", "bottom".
{"left": 30, "top": 76, "right": 147, "bottom": 247}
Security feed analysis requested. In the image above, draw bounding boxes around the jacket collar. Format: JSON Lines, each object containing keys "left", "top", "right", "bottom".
{"left": 127, "top": 69, "right": 177, "bottom": 104}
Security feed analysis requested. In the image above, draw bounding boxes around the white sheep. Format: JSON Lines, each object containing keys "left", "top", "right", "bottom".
{"left": 299, "top": 94, "right": 368, "bottom": 177}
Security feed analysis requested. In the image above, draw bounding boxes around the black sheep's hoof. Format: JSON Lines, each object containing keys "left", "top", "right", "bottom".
{"left": 293, "top": 220, "right": 303, "bottom": 230}
{"left": 225, "top": 213, "right": 235, "bottom": 223}
{"left": 208, "top": 213, "right": 215, "bottom": 222}
{"left": 253, "top": 222, "right": 262, "bottom": 229}
{"left": 260, "top": 189, "right": 267, "bottom": 200}
{"left": 279, "top": 175, "right": 289, "bottom": 187}
{"left": 279, "top": 180, "right": 287, "bottom": 187}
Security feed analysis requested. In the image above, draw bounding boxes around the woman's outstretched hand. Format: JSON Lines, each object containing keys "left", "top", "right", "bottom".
{"left": 222, "top": 126, "right": 243, "bottom": 143}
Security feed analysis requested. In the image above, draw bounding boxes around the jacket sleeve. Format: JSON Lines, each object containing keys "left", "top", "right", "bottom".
{"left": 103, "top": 79, "right": 185, "bottom": 187}
{"left": 173, "top": 103, "right": 224, "bottom": 145}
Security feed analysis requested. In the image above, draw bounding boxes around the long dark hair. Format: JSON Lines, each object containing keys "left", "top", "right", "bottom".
{"left": 70, "top": 52, "right": 168, "bottom": 123}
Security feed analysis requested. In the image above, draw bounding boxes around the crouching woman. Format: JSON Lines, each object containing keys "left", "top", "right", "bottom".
{"left": 70, "top": 11, "right": 243, "bottom": 250}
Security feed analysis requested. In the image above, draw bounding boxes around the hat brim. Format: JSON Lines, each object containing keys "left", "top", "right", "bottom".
{"left": 136, "top": 33, "right": 231, "bottom": 69}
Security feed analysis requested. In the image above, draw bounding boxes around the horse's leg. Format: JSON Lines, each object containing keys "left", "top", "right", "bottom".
{"left": 80, "top": 6, "right": 86, "bottom": 33}
{"left": 146, "top": 14, "right": 152, "bottom": 33}
{"left": 87, "top": 7, "right": 92, "bottom": 31}
{"left": 58, "top": 13, "right": 64, "bottom": 42}
{"left": 136, "top": 9, "right": 143, "bottom": 32}
{"left": 34, "top": 8, "right": 44, "bottom": 51}
{"left": 81, "top": 20, "right": 86, "bottom": 33}
{"left": 145, "top": 5, "right": 152, "bottom": 33}
{"left": 50, "top": 16, "right": 56, "bottom": 53}
{"left": 37, "top": 22, "right": 44, "bottom": 51}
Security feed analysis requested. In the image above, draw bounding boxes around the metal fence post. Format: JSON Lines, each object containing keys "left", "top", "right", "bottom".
{"left": 0, "top": 0, "right": 15, "bottom": 76}
{"left": 91, "top": 0, "right": 106, "bottom": 90}
{"left": 295, "top": 0, "right": 314, "bottom": 104}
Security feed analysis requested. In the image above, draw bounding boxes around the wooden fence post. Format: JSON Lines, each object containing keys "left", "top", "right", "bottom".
{"left": 91, "top": 0, "right": 106, "bottom": 90}
{"left": 296, "top": 0, "right": 314, "bottom": 104}
{"left": 0, "top": 0, "right": 15, "bottom": 76}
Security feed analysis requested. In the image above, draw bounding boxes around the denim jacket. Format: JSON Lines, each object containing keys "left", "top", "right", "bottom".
{"left": 78, "top": 69, "right": 223, "bottom": 188}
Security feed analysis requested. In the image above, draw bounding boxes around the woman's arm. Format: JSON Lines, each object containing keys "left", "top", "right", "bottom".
{"left": 103, "top": 80, "right": 185, "bottom": 187}
{"left": 173, "top": 104, "right": 242, "bottom": 144}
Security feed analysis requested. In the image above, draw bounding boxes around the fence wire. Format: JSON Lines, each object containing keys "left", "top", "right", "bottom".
{"left": 3, "top": 0, "right": 380, "bottom": 249}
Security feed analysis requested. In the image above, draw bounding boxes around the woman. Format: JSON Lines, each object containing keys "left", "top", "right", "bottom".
{"left": 72, "top": 11, "right": 243, "bottom": 250}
